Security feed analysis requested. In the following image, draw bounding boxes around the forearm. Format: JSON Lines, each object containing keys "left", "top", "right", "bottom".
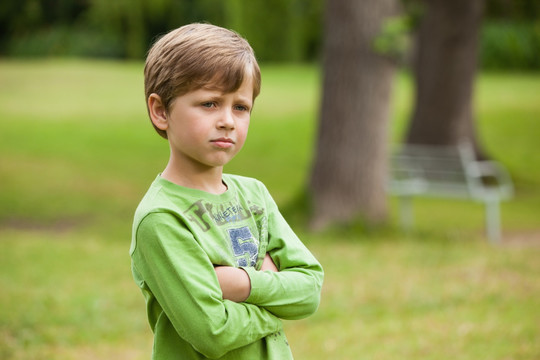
{"left": 215, "top": 253, "right": 278, "bottom": 302}
{"left": 243, "top": 264, "right": 323, "bottom": 320}
{"left": 214, "top": 266, "right": 251, "bottom": 302}
{"left": 215, "top": 247, "right": 322, "bottom": 320}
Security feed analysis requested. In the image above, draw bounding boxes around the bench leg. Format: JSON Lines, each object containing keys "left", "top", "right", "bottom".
{"left": 399, "top": 196, "right": 414, "bottom": 231}
{"left": 485, "top": 199, "right": 501, "bottom": 244}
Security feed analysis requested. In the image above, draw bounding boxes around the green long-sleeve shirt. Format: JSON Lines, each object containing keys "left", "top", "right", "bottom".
{"left": 130, "top": 174, "right": 324, "bottom": 359}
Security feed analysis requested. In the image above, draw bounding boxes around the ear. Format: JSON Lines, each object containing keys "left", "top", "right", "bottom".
{"left": 148, "top": 93, "right": 169, "bottom": 132}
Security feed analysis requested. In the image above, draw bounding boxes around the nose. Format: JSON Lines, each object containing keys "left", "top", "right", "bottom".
{"left": 217, "top": 108, "right": 235, "bottom": 130}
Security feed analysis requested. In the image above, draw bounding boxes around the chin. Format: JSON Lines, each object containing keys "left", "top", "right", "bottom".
{"left": 204, "top": 158, "right": 234, "bottom": 168}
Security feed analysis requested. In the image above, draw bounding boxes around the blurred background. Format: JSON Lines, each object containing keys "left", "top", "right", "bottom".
{"left": 1, "top": 0, "right": 539, "bottom": 359}
{"left": 0, "top": 0, "right": 538, "bottom": 66}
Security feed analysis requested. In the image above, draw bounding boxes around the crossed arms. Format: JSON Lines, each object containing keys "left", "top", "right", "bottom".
{"left": 214, "top": 253, "right": 278, "bottom": 302}
{"left": 132, "top": 210, "right": 323, "bottom": 357}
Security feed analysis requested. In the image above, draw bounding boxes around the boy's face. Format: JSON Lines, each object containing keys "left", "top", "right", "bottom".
{"left": 162, "top": 77, "right": 253, "bottom": 170}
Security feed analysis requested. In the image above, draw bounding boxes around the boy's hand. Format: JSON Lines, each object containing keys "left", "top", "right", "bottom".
{"left": 261, "top": 253, "right": 278, "bottom": 272}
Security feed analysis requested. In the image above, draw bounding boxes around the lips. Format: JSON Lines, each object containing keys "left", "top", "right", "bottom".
{"left": 211, "top": 138, "right": 235, "bottom": 148}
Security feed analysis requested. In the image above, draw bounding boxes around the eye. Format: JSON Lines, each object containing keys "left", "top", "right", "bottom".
{"left": 201, "top": 101, "right": 217, "bottom": 108}
{"left": 234, "top": 104, "right": 250, "bottom": 112}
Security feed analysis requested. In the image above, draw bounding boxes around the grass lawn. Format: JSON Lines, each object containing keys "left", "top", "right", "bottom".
{"left": 1, "top": 59, "right": 539, "bottom": 359}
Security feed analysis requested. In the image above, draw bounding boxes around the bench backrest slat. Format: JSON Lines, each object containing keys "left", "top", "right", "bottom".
{"left": 388, "top": 142, "right": 513, "bottom": 200}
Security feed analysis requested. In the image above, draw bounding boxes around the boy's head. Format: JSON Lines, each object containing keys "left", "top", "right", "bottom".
{"left": 144, "top": 23, "right": 261, "bottom": 139}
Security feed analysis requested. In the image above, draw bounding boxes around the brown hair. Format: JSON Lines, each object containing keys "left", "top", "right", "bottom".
{"left": 144, "top": 23, "right": 261, "bottom": 139}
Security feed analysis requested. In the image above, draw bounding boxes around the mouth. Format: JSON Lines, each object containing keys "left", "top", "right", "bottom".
{"left": 211, "top": 138, "right": 235, "bottom": 148}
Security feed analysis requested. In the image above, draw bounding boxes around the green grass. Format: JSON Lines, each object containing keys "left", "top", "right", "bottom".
{"left": 1, "top": 59, "right": 539, "bottom": 359}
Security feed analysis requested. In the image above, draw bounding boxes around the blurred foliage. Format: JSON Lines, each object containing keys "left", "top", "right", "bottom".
{"left": 0, "top": 0, "right": 322, "bottom": 61}
{"left": 480, "top": 21, "right": 540, "bottom": 70}
{"left": 485, "top": 0, "right": 540, "bottom": 21}
{"left": 373, "top": 15, "right": 415, "bottom": 64}
{"left": 0, "top": 0, "right": 539, "bottom": 68}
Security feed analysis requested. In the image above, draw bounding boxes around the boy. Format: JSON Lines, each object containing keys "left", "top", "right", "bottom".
{"left": 130, "top": 23, "right": 324, "bottom": 359}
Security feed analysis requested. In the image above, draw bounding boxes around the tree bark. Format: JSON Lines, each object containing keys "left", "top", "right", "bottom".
{"left": 309, "top": 0, "right": 399, "bottom": 229}
{"left": 406, "top": 0, "right": 485, "bottom": 156}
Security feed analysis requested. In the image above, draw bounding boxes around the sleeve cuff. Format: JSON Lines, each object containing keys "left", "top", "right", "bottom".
{"left": 242, "top": 266, "right": 266, "bottom": 303}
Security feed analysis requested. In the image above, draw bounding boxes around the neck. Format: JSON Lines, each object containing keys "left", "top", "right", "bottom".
{"left": 161, "top": 160, "right": 227, "bottom": 195}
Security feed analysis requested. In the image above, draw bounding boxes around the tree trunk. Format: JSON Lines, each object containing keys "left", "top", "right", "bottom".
{"left": 406, "top": 0, "right": 485, "bottom": 156}
{"left": 309, "top": 0, "right": 399, "bottom": 229}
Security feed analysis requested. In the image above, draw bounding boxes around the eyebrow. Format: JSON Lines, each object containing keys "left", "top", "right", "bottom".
{"left": 199, "top": 87, "right": 252, "bottom": 101}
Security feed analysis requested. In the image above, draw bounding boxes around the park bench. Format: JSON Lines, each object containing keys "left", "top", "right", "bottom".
{"left": 387, "top": 142, "right": 514, "bottom": 243}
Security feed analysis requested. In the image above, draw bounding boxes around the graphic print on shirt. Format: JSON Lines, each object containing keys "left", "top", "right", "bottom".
{"left": 228, "top": 226, "right": 259, "bottom": 267}
{"left": 184, "top": 199, "right": 252, "bottom": 232}
{"left": 184, "top": 198, "right": 265, "bottom": 266}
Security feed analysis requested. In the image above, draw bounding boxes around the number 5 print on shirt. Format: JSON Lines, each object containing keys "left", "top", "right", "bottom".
{"left": 228, "top": 226, "right": 259, "bottom": 267}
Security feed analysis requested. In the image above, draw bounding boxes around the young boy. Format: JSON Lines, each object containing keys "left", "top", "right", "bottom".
{"left": 130, "top": 23, "right": 324, "bottom": 359}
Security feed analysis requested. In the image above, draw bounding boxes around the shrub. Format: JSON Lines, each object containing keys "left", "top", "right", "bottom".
{"left": 7, "top": 26, "right": 124, "bottom": 58}
{"left": 480, "top": 21, "right": 540, "bottom": 70}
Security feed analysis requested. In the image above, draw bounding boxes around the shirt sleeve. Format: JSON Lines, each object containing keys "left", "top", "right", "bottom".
{"left": 243, "top": 187, "right": 324, "bottom": 320}
{"left": 131, "top": 211, "right": 282, "bottom": 359}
